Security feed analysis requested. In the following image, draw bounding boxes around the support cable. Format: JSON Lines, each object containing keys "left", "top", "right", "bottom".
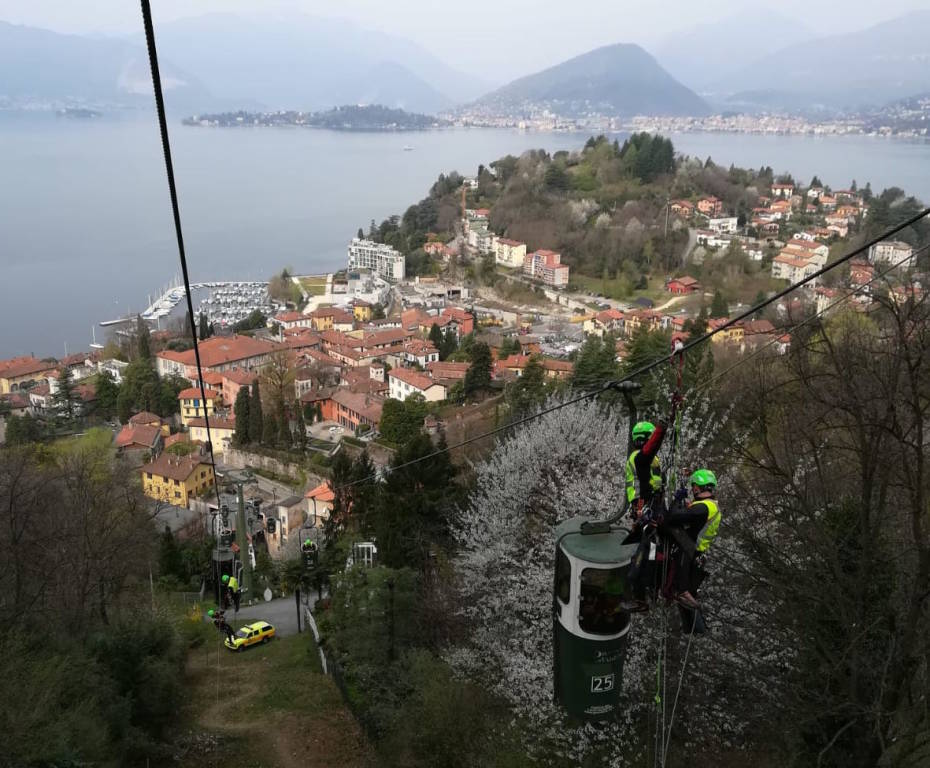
{"left": 139, "top": 0, "right": 223, "bottom": 513}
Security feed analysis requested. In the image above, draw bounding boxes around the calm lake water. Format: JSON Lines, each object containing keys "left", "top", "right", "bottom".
{"left": 1, "top": 112, "right": 928, "bottom": 358}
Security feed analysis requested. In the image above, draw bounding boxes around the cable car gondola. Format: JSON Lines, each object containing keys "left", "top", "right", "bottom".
{"left": 553, "top": 516, "right": 639, "bottom": 720}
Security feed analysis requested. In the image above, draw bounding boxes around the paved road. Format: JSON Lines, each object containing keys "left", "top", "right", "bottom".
{"left": 231, "top": 591, "right": 323, "bottom": 637}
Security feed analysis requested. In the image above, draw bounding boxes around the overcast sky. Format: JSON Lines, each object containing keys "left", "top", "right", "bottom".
{"left": 1, "top": 0, "right": 926, "bottom": 81}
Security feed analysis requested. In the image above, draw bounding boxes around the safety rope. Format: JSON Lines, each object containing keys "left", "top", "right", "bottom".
{"left": 663, "top": 617, "right": 697, "bottom": 766}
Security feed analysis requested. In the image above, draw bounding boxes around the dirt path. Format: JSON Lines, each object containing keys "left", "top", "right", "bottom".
{"left": 175, "top": 634, "right": 373, "bottom": 768}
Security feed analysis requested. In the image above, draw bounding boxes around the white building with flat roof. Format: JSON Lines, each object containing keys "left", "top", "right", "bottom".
{"left": 869, "top": 240, "right": 915, "bottom": 270}
{"left": 347, "top": 238, "right": 405, "bottom": 281}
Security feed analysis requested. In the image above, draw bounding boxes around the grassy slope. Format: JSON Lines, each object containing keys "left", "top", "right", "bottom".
{"left": 175, "top": 633, "right": 373, "bottom": 768}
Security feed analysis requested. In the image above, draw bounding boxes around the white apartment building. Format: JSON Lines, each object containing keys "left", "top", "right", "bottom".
{"left": 869, "top": 240, "right": 916, "bottom": 270}
{"left": 347, "top": 238, "right": 406, "bottom": 281}
{"left": 708, "top": 217, "right": 738, "bottom": 234}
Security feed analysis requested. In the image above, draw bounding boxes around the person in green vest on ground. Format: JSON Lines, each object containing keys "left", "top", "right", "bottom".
{"left": 222, "top": 573, "right": 241, "bottom": 611}
{"left": 663, "top": 469, "right": 721, "bottom": 609}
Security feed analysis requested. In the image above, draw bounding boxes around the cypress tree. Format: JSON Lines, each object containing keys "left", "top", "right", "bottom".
{"left": 233, "top": 386, "right": 251, "bottom": 445}
{"left": 249, "top": 380, "right": 263, "bottom": 442}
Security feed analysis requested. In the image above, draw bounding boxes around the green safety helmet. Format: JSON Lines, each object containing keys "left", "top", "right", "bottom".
{"left": 304, "top": 538, "right": 312, "bottom": 547}
{"left": 207, "top": 609, "right": 215, "bottom": 618}
{"left": 690, "top": 469, "right": 717, "bottom": 490}
{"left": 221, "top": 574, "right": 230, "bottom": 584}
{"left": 631, "top": 421, "right": 656, "bottom": 441}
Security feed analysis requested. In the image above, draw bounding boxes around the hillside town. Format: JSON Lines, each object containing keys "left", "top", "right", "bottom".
{"left": 1, "top": 169, "right": 921, "bottom": 521}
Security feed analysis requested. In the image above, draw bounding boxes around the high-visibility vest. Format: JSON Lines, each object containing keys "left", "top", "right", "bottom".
{"left": 227, "top": 576, "right": 239, "bottom": 591}
{"left": 625, "top": 450, "right": 663, "bottom": 503}
{"left": 695, "top": 499, "right": 720, "bottom": 553}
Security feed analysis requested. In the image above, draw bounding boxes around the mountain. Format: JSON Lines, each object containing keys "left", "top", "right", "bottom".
{"left": 468, "top": 43, "right": 710, "bottom": 117}
{"left": 651, "top": 11, "right": 814, "bottom": 92}
{"left": 132, "top": 13, "right": 490, "bottom": 114}
{"left": 0, "top": 21, "right": 211, "bottom": 112}
{"left": 720, "top": 11, "right": 930, "bottom": 110}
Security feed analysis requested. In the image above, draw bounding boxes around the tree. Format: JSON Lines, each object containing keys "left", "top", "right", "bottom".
{"left": 157, "top": 374, "right": 187, "bottom": 417}
{"left": 809, "top": 175, "right": 822, "bottom": 188}
{"left": 53, "top": 366, "right": 77, "bottom": 422}
{"left": 135, "top": 315, "right": 151, "bottom": 360}
{"left": 570, "top": 334, "right": 619, "bottom": 391}
{"left": 440, "top": 328, "right": 458, "bottom": 360}
{"left": 262, "top": 413, "right": 277, "bottom": 446}
{"left": 295, "top": 406, "right": 307, "bottom": 451}
{"left": 504, "top": 355, "right": 547, "bottom": 417}
{"left": 498, "top": 335, "right": 521, "bottom": 357}
{"left": 379, "top": 395, "right": 427, "bottom": 445}
{"left": 357, "top": 227, "right": 364, "bottom": 239}
{"left": 5, "top": 414, "right": 41, "bottom": 445}
{"left": 372, "top": 432, "right": 458, "bottom": 570}
{"left": 371, "top": 303, "right": 386, "bottom": 321}
{"left": 544, "top": 164, "right": 569, "bottom": 192}
{"left": 463, "top": 342, "right": 492, "bottom": 396}
{"left": 428, "top": 323, "right": 444, "bottom": 351}
{"left": 94, "top": 371, "right": 119, "bottom": 420}
{"left": 198, "top": 312, "right": 213, "bottom": 340}
{"left": 277, "top": 411, "right": 291, "bottom": 448}
{"left": 116, "top": 387, "right": 132, "bottom": 423}
{"left": 249, "top": 380, "right": 263, "bottom": 443}
{"left": 233, "top": 387, "right": 250, "bottom": 445}
{"left": 709, "top": 288, "right": 729, "bottom": 318}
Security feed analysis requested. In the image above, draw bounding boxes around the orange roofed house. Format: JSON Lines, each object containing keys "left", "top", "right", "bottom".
{"left": 305, "top": 482, "right": 335, "bottom": 527}
{"left": 0, "top": 356, "right": 58, "bottom": 394}
{"left": 155, "top": 335, "right": 277, "bottom": 379}
{"left": 139, "top": 452, "right": 215, "bottom": 507}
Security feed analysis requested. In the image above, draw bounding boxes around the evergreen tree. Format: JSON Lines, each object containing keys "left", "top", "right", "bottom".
{"left": 277, "top": 409, "right": 291, "bottom": 448}
{"left": 53, "top": 366, "right": 77, "bottom": 422}
{"left": 262, "top": 413, "right": 277, "bottom": 446}
{"left": 95, "top": 371, "right": 120, "bottom": 420}
{"left": 158, "top": 528, "right": 183, "bottom": 579}
{"left": 463, "top": 341, "right": 492, "bottom": 395}
{"left": 505, "top": 355, "right": 547, "bottom": 418}
{"left": 440, "top": 328, "right": 458, "bottom": 360}
{"left": 249, "top": 380, "right": 263, "bottom": 442}
{"left": 116, "top": 387, "right": 132, "bottom": 423}
{"left": 570, "top": 334, "right": 619, "bottom": 391}
{"left": 621, "top": 327, "right": 673, "bottom": 406}
{"left": 198, "top": 312, "right": 213, "bottom": 340}
{"left": 136, "top": 315, "right": 151, "bottom": 360}
{"left": 5, "top": 413, "right": 41, "bottom": 445}
{"left": 373, "top": 432, "right": 458, "bottom": 570}
{"left": 428, "top": 323, "right": 444, "bottom": 352}
{"left": 233, "top": 386, "right": 251, "bottom": 445}
{"left": 357, "top": 227, "right": 365, "bottom": 239}
{"left": 295, "top": 406, "right": 307, "bottom": 451}
{"left": 709, "top": 289, "right": 729, "bottom": 318}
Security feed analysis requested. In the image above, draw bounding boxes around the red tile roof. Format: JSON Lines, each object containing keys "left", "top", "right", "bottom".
{"left": 186, "top": 416, "right": 237, "bottom": 430}
{"left": 305, "top": 482, "right": 335, "bottom": 502}
{"left": 115, "top": 423, "right": 162, "bottom": 450}
{"left": 129, "top": 411, "right": 163, "bottom": 426}
{"left": 222, "top": 368, "right": 259, "bottom": 386}
{"left": 427, "top": 361, "right": 470, "bottom": 381}
{"left": 0, "top": 356, "right": 58, "bottom": 380}
{"left": 157, "top": 335, "right": 276, "bottom": 369}
{"left": 389, "top": 367, "right": 438, "bottom": 391}
{"left": 178, "top": 388, "right": 220, "bottom": 400}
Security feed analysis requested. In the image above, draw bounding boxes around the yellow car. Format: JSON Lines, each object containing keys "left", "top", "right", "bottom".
{"left": 224, "top": 621, "right": 276, "bottom": 651}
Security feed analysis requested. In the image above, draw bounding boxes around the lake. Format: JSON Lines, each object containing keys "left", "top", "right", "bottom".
{"left": 1, "top": 113, "right": 928, "bottom": 358}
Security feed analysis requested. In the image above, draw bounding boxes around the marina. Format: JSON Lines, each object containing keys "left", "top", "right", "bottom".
{"left": 99, "top": 280, "right": 280, "bottom": 330}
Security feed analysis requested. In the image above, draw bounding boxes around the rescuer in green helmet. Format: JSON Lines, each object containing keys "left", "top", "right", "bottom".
{"left": 207, "top": 607, "right": 235, "bottom": 642}
{"left": 222, "top": 573, "right": 241, "bottom": 611}
{"left": 624, "top": 393, "right": 683, "bottom": 520}
{"left": 663, "top": 468, "right": 721, "bottom": 609}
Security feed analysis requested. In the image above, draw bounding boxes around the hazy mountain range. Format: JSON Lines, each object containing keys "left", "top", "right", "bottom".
{"left": 1, "top": 11, "right": 929, "bottom": 118}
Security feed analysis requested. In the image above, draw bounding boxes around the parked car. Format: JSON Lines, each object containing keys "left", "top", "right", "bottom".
{"left": 225, "top": 621, "right": 276, "bottom": 651}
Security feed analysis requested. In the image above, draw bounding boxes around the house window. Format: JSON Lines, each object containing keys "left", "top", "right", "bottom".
{"left": 174, "top": 490, "right": 181, "bottom": 499}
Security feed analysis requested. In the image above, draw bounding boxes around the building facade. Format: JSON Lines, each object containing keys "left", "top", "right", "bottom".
{"left": 523, "top": 249, "right": 570, "bottom": 288}
{"left": 347, "top": 238, "right": 406, "bottom": 281}
{"left": 139, "top": 453, "right": 215, "bottom": 507}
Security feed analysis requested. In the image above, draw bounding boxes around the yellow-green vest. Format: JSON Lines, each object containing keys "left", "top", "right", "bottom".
{"left": 625, "top": 450, "right": 663, "bottom": 503}
{"left": 695, "top": 499, "right": 720, "bottom": 553}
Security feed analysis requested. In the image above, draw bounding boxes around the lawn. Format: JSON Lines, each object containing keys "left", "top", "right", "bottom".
{"left": 299, "top": 276, "right": 329, "bottom": 296}
{"left": 175, "top": 633, "right": 373, "bottom": 768}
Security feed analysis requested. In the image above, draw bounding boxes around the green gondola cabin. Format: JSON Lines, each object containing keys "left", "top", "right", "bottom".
{"left": 553, "top": 516, "right": 639, "bottom": 720}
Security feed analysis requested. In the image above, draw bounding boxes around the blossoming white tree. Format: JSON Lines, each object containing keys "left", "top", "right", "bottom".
{"left": 449, "top": 395, "right": 771, "bottom": 764}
